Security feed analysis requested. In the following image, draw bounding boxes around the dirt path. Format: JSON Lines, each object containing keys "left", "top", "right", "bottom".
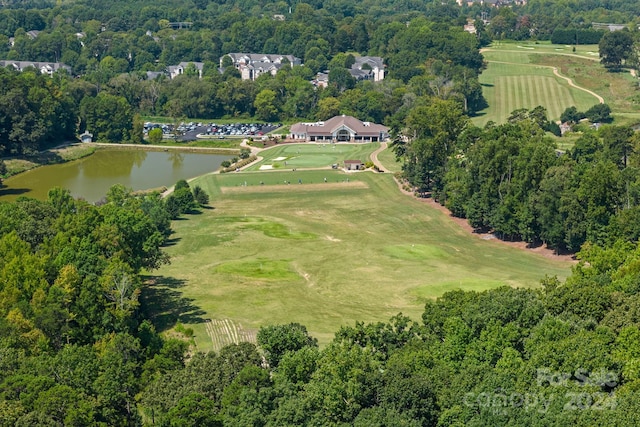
{"left": 393, "top": 177, "right": 577, "bottom": 264}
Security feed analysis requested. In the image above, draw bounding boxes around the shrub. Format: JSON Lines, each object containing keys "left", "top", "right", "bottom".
{"left": 239, "top": 148, "right": 251, "bottom": 159}
{"left": 175, "top": 179, "right": 190, "bottom": 191}
{"left": 221, "top": 155, "right": 257, "bottom": 173}
{"left": 585, "top": 103, "right": 612, "bottom": 123}
{"left": 147, "top": 128, "right": 163, "bottom": 144}
{"left": 192, "top": 185, "right": 209, "bottom": 206}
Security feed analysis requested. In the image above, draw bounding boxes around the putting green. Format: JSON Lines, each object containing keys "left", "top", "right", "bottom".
{"left": 245, "top": 143, "right": 378, "bottom": 171}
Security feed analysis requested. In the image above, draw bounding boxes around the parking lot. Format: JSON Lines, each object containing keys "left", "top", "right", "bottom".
{"left": 143, "top": 122, "right": 282, "bottom": 142}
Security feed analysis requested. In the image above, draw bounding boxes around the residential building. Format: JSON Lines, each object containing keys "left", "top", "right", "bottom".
{"left": 167, "top": 61, "right": 204, "bottom": 79}
{"left": 351, "top": 56, "right": 385, "bottom": 82}
{"left": 0, "top": 60, "right": 72, "bottom": 76}
{"left": 220, "top": 53, "right": 302, "bottom": 81}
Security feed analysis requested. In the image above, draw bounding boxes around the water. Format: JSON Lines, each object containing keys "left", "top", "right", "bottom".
{"left": 0, "top": 149, "right": 230, "bottom": 203}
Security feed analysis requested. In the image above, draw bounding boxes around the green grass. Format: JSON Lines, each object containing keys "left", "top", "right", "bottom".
{"left": 148, "top": 137, "right": 243, "bottom": 150}
{"left": 149, "top": 169, "right": 572, "bottom": 348}
{"left": 376, "top": 146, "right": 402, "bottom": 173}
{"left": 3, "top": 143, "right": 97, "bottom": 177}
{"left": 475, "top": 51, "right": 600, "bottom": 126}
{"left": 476, "top": 42, "right": 640, "bottom": 126}
{"left": 244, "top": 142, "right": 379, "bottom": 171}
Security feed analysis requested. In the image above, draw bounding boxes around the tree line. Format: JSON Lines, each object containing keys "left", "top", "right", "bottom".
{"left": 393, "top": 103, "right": 640, "bottom": 254}
{"left": 0, "top": 179, "right": 211, "bottom": 425}
{"left": 0, "top": 10, "right": 488, "bottom": 148}
{"left": 3, "top": 176, "right": 640, "bottom": 425}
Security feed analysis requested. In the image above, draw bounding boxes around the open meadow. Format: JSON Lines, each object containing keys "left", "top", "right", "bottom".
{"left": 475, "top": 41, "right": 640, "bottom": 127}
{"left": 147, "top": 144, "right": 572, "bottom": 350}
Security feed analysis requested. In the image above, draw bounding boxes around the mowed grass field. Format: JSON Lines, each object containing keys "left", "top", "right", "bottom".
{"left": 149, "top": 147, "right": 572, "bottom": 348}
{"left": 245, "top": 142, "right": 378, "bottom": 171}
{"left": 475, "top": 46, "right": 601, "bottom": 126}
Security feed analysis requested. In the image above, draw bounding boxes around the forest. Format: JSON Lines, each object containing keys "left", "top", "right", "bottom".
{"left": 2, "top": 180, "right": 640, "bottom": 425}
{"left": 2, "top": 0, "right": 640, "bottom": 425}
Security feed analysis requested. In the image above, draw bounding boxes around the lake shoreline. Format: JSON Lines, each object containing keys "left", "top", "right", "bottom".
{"left": 2, "top": 142, "right": 240, "bottom": 179}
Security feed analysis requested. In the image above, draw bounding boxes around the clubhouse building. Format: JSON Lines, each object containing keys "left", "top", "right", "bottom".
{"left": 289, "top": 115, "right": 389, "bottom": 143}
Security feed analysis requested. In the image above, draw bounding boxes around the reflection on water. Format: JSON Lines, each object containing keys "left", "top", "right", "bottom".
{"left": 169, "top": 151, "right": 184, "bottom": 169}
{"left": 1, "top": 149, "right": 230, "bottom": 203}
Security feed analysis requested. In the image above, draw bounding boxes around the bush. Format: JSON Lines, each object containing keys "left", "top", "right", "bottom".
{"left": 172, "top": 187, "right": 196, "bottom": 214}
{"left": 147, "top": 128, "right": 163, "bottom": 144}
{"left": 365, "top": 161, "right": 374, "bottom": 169}
{"left": 175, "top": 179, "right": 190, "bottom": 191}
{"left": 239, "top": 148, "right": 251, "bottom": 159}
{"left": 585, "top": 103, "right": 612, "bottom": 123}
{"left": 192, "top": 185, "right": 209, "bottom": 206}
{"left": 221, "top": 155, "right": 257, "bottom": 173}
{"left": 221, "top": 160, "right": 231, "bottom": 168}
{"left": 560, "top": 106, "right": 583, "bottom": 124}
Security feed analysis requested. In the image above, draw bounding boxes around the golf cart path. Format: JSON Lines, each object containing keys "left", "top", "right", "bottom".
{"left": 483, "top": 58, "right": 604, "bottom": 104}
{"left": 369, "top": 141, "right": 388, "bottom": 171}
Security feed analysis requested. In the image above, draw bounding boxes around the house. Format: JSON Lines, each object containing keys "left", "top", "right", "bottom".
{"left": 559, "top": 122, "right": 572, "bottom": 135}
{"left": 344, "top": 160, "right": 364, "bottom": 170}
{"left": 0, "top": 60, "right": 72, "bottom": 76}
{"left": 146, "top": 71, "right": 165, "bottom": 80}
{"left": 464, "top": 19, "right": 477, "bottom": 34}
{"left": 220, "top": 53, "right": 302, "bottom": 81}
{"left": 351, "top": 56, "right": 385, "bottom": 82}
{"left": 26, "top": 30, "right": 41, "bottom": 40}
{"left": 313, "top": 56, "right": 385, "bottom": 86}
{"left": 289, "top": 115, "right": 389, "bottom": 143}
{"left": 167, "top": 61, "right": 204, "bottom": 79}
{"left": 312, "top": 72, "right": 329, "bottom": 88}
{"left": 592, "top": 22, "right": 628, "bottom": 32}
{"left": 168, "top": 22, "right": 193, "bottom": 29}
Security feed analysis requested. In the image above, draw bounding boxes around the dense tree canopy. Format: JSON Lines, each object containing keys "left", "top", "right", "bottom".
{"left": 3, "top": 0, "right": 640, "bottom": 425}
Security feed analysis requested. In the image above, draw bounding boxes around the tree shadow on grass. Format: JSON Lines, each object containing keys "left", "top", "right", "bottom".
{"left": 0, "top": 187, "right": 31, "bottom": 197}
{"left": 164, "top": 236, "right": 182, "bottom": 247}
{"left": 140, "top": 275, "right": 207, "bottom": 333}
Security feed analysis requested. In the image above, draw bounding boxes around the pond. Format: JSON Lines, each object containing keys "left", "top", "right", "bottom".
{"left": 0, "top": 148, "right": 230, "bottom": 203}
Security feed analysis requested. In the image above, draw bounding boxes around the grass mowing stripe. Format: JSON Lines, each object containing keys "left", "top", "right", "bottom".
{"left": 475, "top": 45, "right": 610, "bottom": 125}
{"left": 540, "top": 75, "right": 551, "bottom": 114}
{"left": 514, "top": 75, "right": 522, "bottom": 109}
{"left": 506, "top": 76, "right": 522, "bottom": 114}
{"left": 524, "top": 75, "right": 533, "bottom": 109}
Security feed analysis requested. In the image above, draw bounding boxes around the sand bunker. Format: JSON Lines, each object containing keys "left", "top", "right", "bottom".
{"left": 259, "top": 165, "right": 273, "bottom": 170}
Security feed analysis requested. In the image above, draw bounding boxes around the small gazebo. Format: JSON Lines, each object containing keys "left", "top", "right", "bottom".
{"left": 79, "top": 131, "right": 93, "bottom": 143}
